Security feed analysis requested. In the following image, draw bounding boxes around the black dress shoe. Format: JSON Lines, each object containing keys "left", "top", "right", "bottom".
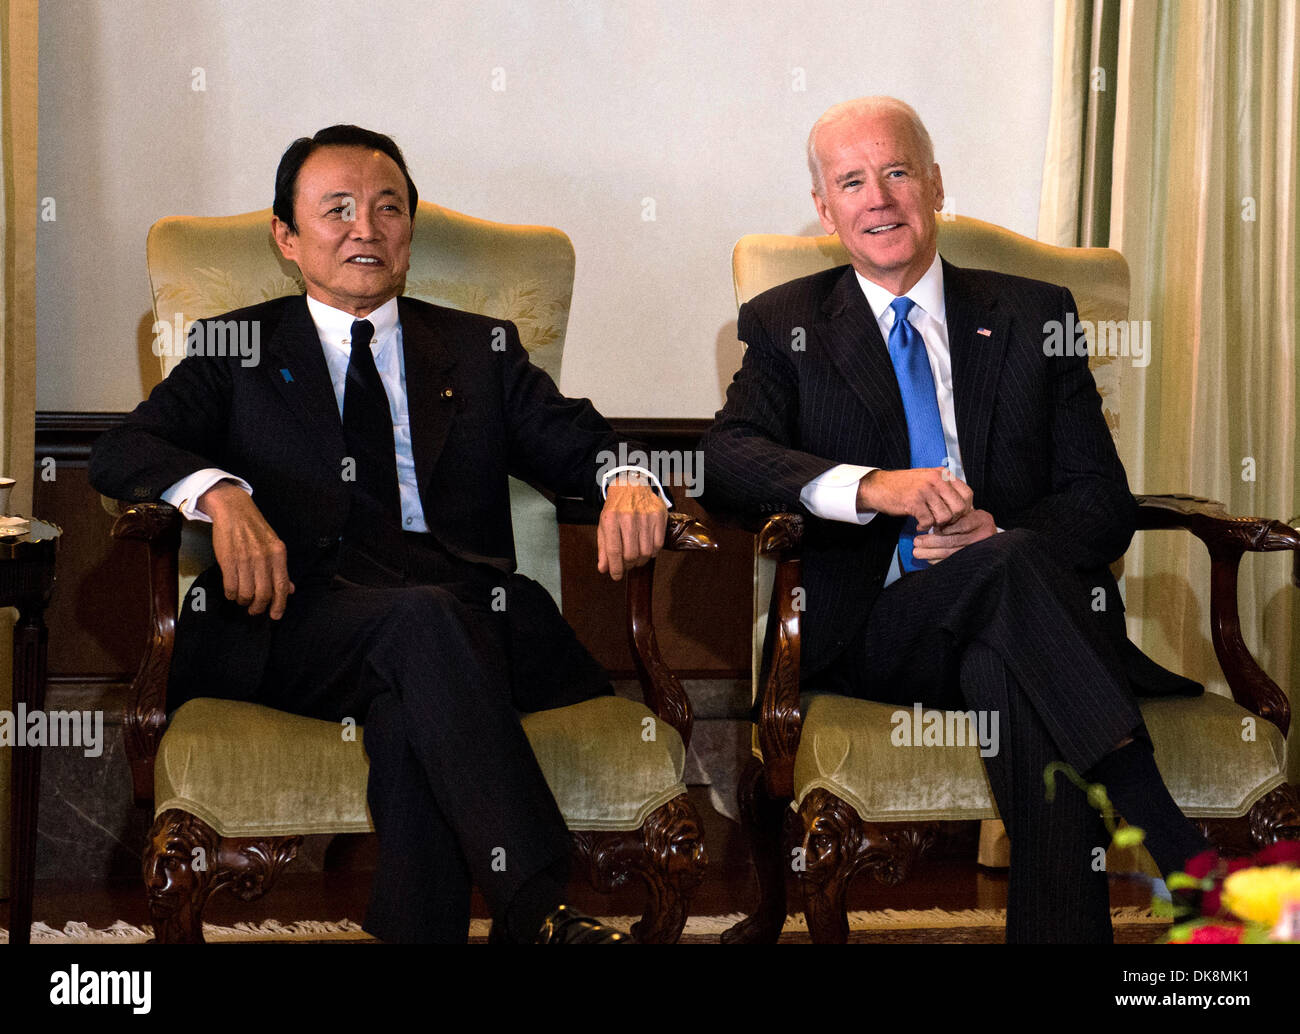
{"left": 534, "top": 905, "right": 630, "bottom": 943}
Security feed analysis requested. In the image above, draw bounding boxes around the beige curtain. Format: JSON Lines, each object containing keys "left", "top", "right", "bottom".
{"left": 1041, "top": 0, "right": 1300, "bottom": 783}
{"left": 1039, "top": 0, "right": 1122, "bottom": 248}
{"left": 0, "top": 0, "right": 38, "bottom": 899}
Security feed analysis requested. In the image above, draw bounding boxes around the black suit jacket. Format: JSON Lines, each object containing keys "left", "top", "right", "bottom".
{"left": 90, "top": 293, "right": 622, "bottom": 705}
{"left": 701, "top": 258, "right": 1199, "bottom": 696}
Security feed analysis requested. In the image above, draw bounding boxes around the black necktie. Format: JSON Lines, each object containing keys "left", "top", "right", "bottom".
{"left": 342, "top": 318, "right": 401, "bottom": 523}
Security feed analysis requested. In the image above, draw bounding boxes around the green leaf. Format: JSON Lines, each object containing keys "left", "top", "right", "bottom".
{"left": 1163, "top": 920, "right": 1203, "bottom": 942}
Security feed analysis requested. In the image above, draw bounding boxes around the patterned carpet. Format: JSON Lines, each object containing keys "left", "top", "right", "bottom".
{"left": 2, "top": 906, "right": 1169, "bottom": 943}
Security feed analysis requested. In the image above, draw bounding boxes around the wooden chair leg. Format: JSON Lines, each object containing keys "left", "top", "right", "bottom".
{"left": 572, "top": 793, "right": 707, "bottom": 944}
{"left": 630, "top": 795, "right": 707, "bottom": 943}
{"left": 797, "top": 789, "right": 938, "bottom": 944}
{"left": 143, "top": 809, "right": 301, "bottom": 944}
{"left": 722, "top": 756, "right": 790, "bottom": 944}
{"left": 144, "top": 810, "right": 215, "bottom": 944}
{"left": 797, "top": 789, "right": 860, "bottom": 943}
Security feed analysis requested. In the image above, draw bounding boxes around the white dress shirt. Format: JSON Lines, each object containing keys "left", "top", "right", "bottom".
{"left": 797, "top": 252, "right": 967, "bottom": 585}
{"left": 162, "top": 295, "right": 664, "bottom": 522}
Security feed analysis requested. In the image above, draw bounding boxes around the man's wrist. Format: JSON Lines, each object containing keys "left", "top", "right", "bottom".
{"left": 856, "top": 469, "right": 880, "bottom": 513}
{"left": 601, "top": 465, "right": 671, "bottom": 507}
{"left": 197, "top": 479, "right": 248, "bottom": 518}
{"left": 800, "top": 463, "right": 876, "bottom": 524}
{"left": 606, "top": 471, "right": 649, "bottom": 487}
{"left": 162, "top": 468, "right": 253, "bottom": 523}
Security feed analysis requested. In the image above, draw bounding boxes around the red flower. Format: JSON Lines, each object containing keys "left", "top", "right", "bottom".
{"left": 1253, "top": 840, "right": 1300, "bottom": 867}
{"left": 1183, "top": 849, "right": 1221, "bottom": 880}
{"left": 1175, "top": 924, "right": 1244, "bottom": 944}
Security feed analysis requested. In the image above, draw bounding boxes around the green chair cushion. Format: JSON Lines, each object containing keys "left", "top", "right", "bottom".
{"left": 791, "top": 691, "right": 1286, "bottom": 823}
{"left": 1141, "top": 694, "right": 1287, "bottom": 817}
{"left": 520, "top": 695, "right": 688, "bottom": 831}
{"left": 793, "top": 694, "right": 1000, "bottom": 822}
{"left": 156, "top": 695, "right": 685, "bottom": 838}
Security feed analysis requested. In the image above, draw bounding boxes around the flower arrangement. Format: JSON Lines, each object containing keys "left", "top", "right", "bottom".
{"left": 1162, "top": 841, "right": 1300, "bottom": 944}
{"left": 1041, "top": 762, "right": 1300, "bottom": 943}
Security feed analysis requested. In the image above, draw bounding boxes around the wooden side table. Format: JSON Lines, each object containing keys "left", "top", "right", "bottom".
{"left": 2, "top": 517, "right": 59, "bottom": 946}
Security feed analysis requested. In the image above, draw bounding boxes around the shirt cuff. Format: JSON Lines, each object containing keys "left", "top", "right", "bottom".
{"left": 800, "top": 464, "right": 877, "bottom": 524}
{"left": 162, "top": 468, "right": 253, "bottom": 522}
{"left": 600, "top": 465, "right": 673, "bottom": 509}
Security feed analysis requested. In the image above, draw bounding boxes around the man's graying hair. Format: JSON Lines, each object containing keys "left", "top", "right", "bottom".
{"left": 807, "top": 97, "right": 936, "bottom": 195}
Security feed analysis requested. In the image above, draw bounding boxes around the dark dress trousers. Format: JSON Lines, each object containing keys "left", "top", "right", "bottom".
{"left": 90, "top": 293, "right": 623, "bottom": 942}
{"left": 701, "top": 259, "right": 1199, "bottom": 943}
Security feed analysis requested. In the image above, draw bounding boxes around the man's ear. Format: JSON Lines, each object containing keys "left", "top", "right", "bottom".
{"left": 931, "top": 164, "right": 945, "bottom": 212}
{"left": 811, "top": 188, "right": 836, "bottom": 235}
{"left": 271, "top": 216, "right": 298, "bottom": 262}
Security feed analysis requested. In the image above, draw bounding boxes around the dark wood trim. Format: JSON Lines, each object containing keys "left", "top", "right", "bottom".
{"left": 608, "top": 417, "right": 712, "bottom": 441}
{"left": 36, "top": 411, "right": 126, "bottom": 463}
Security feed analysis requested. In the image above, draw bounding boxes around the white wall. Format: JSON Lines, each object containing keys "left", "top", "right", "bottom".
{"left": 37, "top": 0, "right": 1055, "bottom": 417}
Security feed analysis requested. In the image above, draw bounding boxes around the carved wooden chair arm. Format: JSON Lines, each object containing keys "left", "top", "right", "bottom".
{"left": 625, "top": 511, "right": 717, "bottom": 749}
{"left": 747, "top": 512, "right": 806, "bottom": 799}
{"left": 107, "top": 500, "right": 181, "bottom": 801}
{"left": 700, "top": 506, "right": 808, "bottom": 547}
{"left": 1135, "top": 493, "right": 1298, "bottom": 735}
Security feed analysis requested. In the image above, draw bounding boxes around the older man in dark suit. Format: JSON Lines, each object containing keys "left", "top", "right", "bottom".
{"left": 701, "top": 97, "right": 1208, "bottom": 942}
{"left": 90, "top": 125, "right": 668, "bottom": 944}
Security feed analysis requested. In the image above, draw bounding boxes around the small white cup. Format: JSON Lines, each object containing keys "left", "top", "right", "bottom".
{"left": 0, "top": 477, "right": 14, "bottom": 515}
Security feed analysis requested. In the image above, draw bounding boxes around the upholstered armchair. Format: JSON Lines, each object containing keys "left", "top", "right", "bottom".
{"left": 105, "top": 202, "right": 714, "bottom": 943}
{"left": 719, "top": 216, "right": 1300, "bottom": 944}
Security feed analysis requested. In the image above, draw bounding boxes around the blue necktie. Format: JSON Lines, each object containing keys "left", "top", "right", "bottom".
{"left": 886, "top": 297, "right": 947, "bottom": 572}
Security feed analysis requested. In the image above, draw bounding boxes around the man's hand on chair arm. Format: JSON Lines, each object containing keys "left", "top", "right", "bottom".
{"left": 597, "top": 472, "right": 668, "bottom": 581}
{"left": 197, "top": 480, "right": 295, "bottom": 619}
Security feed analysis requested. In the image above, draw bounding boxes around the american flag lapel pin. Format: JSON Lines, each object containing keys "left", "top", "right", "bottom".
{"left": 976, "top": 327, "right": 992, "bottom": 337}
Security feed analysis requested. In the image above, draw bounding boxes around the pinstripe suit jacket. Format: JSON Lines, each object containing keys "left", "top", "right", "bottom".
{"left": 701, "top": 257, "right": 1165, "bottom": 685}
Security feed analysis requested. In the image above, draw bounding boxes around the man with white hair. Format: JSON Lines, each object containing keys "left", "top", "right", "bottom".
{"left": 703, "top": 96, "right": 1208, "bottom": 943}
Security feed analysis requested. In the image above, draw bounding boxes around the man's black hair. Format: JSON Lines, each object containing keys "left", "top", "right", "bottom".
{"left": 273, "top": 125, "right": 419, "bottom": 232}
